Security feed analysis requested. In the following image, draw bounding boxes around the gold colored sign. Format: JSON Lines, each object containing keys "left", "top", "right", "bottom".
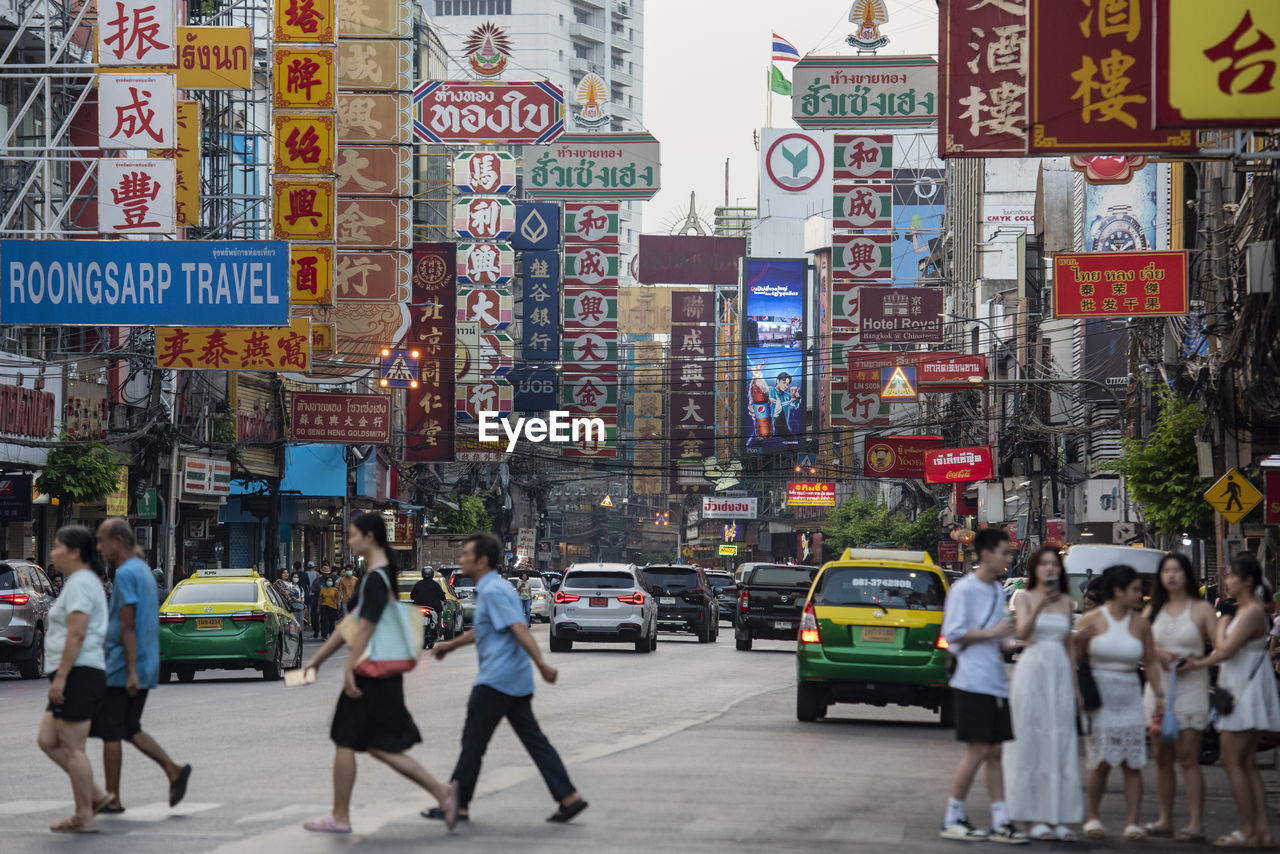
{"left": 149, "top": 100, "right": 200, "bottom": 227}
{"left": 311, "top": 322, "right": 335, "bottom": 355}
{"left": 274, "top": 0, "right": 336, "bottom": 43}
{"left": 155, "top": 318, "right": 312, "bottom": 371}
{"left": 334, "top": 197, "right": 410, "bottom": 249}
{"left": 289, "top": 245, "right": 335, "bottom": 306}
{"left": 176, "top": 27, "right": 252, "bottom": 89}
{"left": 1162, "top": 2, "right": 1280, "bottom": 126}
{"left": 273, "top": 113, "right": 336, "bottom": 175}
{"left": 336, "top": 39, "right": 411, "bottom": 91}
{"left": 337, "top": 93, "right": 412, "bottom": 143}
{"left": 273, "top": 178, "right": 335, "bottom": 241}
{"left": 335, "top": 145, "right": 410, "bottom": 196}
{"left": 272, "top": 46, "right": 336, "bottom": 110}
{"left": 338, "top": 0, "right": 412, "bottom": 38}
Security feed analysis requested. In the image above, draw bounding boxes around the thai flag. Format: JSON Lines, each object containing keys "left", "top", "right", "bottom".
{"left": 771, "top": 32, "right": 800, "bottom": 63}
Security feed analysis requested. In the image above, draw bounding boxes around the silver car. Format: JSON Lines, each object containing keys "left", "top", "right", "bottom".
{"left": 0, "top": 560, "right": 55, "bottom": 679}
{"left": 528, "top": 576, "right": 551, "bottom": 622}
{"left": 449, "top": 569, "right": 476, "bottom": 625}
{"left": 549, "top": 563, "right": 656, "bottom": 653}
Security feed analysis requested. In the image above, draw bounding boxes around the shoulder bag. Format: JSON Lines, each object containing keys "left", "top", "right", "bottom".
{"left": 946, "top": 583, "right": 1001, "bottom": 678}
{"left": 336, "top": 568, "right": 424, "bottom": 678}
{"left": 1209, "top": 650, "right": 1269, "bottom": 717}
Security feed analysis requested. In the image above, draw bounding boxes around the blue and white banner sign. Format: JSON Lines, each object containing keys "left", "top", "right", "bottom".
{"left": 0, "top": 240, "right": 289, "bottom": 326}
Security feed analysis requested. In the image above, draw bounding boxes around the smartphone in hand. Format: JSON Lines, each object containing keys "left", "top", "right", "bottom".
{"left": 284, "top": 668, "right": 317, "bottom": 688}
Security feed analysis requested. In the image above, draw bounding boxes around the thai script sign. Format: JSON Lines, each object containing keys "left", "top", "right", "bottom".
{"left": 0, "top": 240, "right": 288, "bottom": 326}
{"left": 792, "top": 55, "right": 937, "bottom": 128}
{"left": 864, "top": 435, "right": 944, "bottom": 478}
{"left": 291, "top": 392, "right": 391, "bottom": 443}
{"left": 857, "top": 285, "right": 944, "bottom": 344}
{"left": 918, "top": 354, "right": 987, "bottom": 390}
{"left": 0, "top": 387, "right": 55, "bottom": 439}
{"left": 412, "top": 80, "right": 565, "bottom": 144}
{"left": 172, "top": 26, "right": 252, "bottom": 89}
{"left": 923, "top": 446, "right": 995, "bottom": 485}
{"left": 787, "top": 482, "right": 836, "bottom": 507}
{"left": 1052, "top": 250, "right": 1189, "bottom": 318}
{"left": 522, "top": 132, "right": 660, "bottom": 200}
{"left": 702, "top": 497, "right": 758, "bottom": 519}
{"left": 155, "top": 318, "right": 311, "bottom": 371}
{"left": 939, "top": 0, "right": 1028, "bottom": 157}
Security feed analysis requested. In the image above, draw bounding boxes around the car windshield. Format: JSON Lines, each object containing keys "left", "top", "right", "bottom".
{"left": 564, "top": 571, "right": 634, "bottom": 589}
{"left": 707, "top": 574, "right": 735, "bottom": 591}
{"left": 452, "top": 575, "right": 475, "bottom": 588}
{"left": 641, "top": 568, "right": 700, "bottom": 593}
{"left": 749, "top": 566, "right": 818, "bottom": 587}
{"left": 168, "top": 582, "right": 259, "bottom": 605}
{"left": 813, "top": 566, "right": 946, "bottom": 611}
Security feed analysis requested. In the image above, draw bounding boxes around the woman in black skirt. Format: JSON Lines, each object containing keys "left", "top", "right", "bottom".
{"left": 301, "top": 512, "right": 457, "bottom": 834}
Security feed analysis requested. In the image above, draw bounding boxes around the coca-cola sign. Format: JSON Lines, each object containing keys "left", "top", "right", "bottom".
{"left": 701, "top": 497, "right": 758, "bottom": 519}
{"left": 923, "top": 446, "right": 995, "bottom": 485}
{"left": 412, "top": 80, "right": 565, "bottom": 145}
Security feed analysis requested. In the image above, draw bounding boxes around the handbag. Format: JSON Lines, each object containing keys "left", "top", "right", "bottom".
{"left": 1209, "top": 650, "right": 1269, "bottom": 717}
{"left": 1078, "top": 654, "right": 1102, "bottom": 711}
{"left": 336, "top": 568, "right": 424, "bottom": 678}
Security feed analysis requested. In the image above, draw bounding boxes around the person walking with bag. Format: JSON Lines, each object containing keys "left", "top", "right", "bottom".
{"left": 36, "top": 526, "right": 109, "bottom": 833}
{"left": 1074, "top": 565, "right": 1160, "bottom": 841}
{"left": 516, "top": 572, "right": 533, "bottom": 626}
{"left": 428, "top": 532, "right": 587, "bottom": 825}
{"left": 938, "top": 528, "right": 1026, "bottom": 844}
{"left": 1140, "top": 552, "right": 1215, "bottom": 842}
{"left": 1183, "top": 552, "right": 1280, "bottom": 848}
{"left": 300, "top": 512, "right": 456, "bottom": 835}
{"left": 1003, "top": 547, "right": 1082, "bottom": 842}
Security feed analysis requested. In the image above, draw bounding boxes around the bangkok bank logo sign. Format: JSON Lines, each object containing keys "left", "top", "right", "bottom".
{"left": 701, "top": 497, "right": 758, "bottom": 519}
{"left": 478, "top": 410, "right": 604, "bottom": 453}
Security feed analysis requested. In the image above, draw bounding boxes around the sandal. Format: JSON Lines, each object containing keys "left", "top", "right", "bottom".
{"left": 1054, "top": 825, "right": 1077, "bottom": 842}
{"left": 303, "top": 813, "right": 352, "bottom": 834}
{"left": 1215, "top": 831, "right": 1250, "bottom": 847}
{"left": 440, "top": 781, "right": 459, "bottom": 831}
{"left": 169, "top": 764, "right": 192, "bottom": 807}
{"left": 1146, "top": 821, "right": 1174, "bottom": 837}
{"left": 1030, "top": 823, "right": 1055, "bottom": 841}
{"left": 1084, "top": 819, "right": 1106, "bottom": 839}
{"left": 1177, "top": 827, "right": 1207, "bottom": 843}
{"left": 1124, "top": 825, "right": 1148, "bottom": 841}
{"left": 92, "top": 793, "right": 117, "bottom": 815}
{"left": 50, "top": 816, "right": 99, "bottom": 834}
{"left": 546, "top": 798, "right": 589, "bottom": 824}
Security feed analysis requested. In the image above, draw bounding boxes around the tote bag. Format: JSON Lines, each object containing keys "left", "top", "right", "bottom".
{"left": 336, "top": 568, "right": 423, "bottom": 678}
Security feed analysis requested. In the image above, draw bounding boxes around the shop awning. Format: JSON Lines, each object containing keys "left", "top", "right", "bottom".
{"left": 280, "top": 444, "right": 347, "bottom": 497}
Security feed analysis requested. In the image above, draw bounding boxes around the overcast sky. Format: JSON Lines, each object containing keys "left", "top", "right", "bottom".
{"left": 642, "top": 0, "right": 939, "bottom": 232}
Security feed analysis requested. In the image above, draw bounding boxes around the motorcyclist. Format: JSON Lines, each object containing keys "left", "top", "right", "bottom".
{"left": 411, "top": 567, "right": 446, "bottom": 613}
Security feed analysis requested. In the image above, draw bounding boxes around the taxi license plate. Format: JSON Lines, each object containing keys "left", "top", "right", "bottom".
{"left": 659, "top": 597, "right": 676, "bottom": 605}
{"left": 589, "top": 597, "right": 607, "bottom": 607}
{"left": 861, "top": 626, "right": 896, "bottom": 643}
{"left": 195, "top": 618, "right": 222, "bottom": 630}
{"left": 773, "top": 621, "right": 794, "bottom": 631}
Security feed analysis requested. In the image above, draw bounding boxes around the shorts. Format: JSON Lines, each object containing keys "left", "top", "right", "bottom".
{"left": 953, "top": 688, "right": 1014, "bottom": 744}
{"left": 89, "top": 687, "right": 149, "bottom": 741}
{"left": 46, "top": 666, "right": 107, "bottom": 723}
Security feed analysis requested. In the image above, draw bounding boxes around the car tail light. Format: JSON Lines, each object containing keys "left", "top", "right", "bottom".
{"left": 0, "top": 593, "right": 30, "bottom": 606}
{"left": 738, "top": 589, "right": 750, "bottom": 613}
{"left": 554, "top": 591, "right": 580, "bottom": 604}
{"left": 936, "top": 635, "right": 950, "bottom": 650}
{"left": 159, "top": 613, "right": 185, "bottom": 624}
{"left": 231, "top": 610, "right": 269, "bottom": 622}
{"left": 799, "top": 602, "right": 820, "bottom": 644}
{"left": 421, "top": 607, "right": 430, "bottom": 614}
{"left": 617, "top": 591, "right": 644, "bottom": 605}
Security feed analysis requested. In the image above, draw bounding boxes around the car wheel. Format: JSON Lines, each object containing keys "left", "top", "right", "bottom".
{"left": 634, "top": 635, "right": 652, "bottom": 653}
{"left": 736, "top": 634, "right": 753, "bottom": 651}
{"left": 650, "top": 629, "right": 658, "bottom": 651}
{"left": 177, "top": 667, "right": 196, "bottom": 683}
{"left": 710, "top": 622, "right": 719, "bottom": 643}
{"left": 17, "top": 629, "right": 43, "bottom": 680}
{"left": 549, "top": 633, "right": 572, "bottom": 652}
{"left": 262, "top": 640, "right": 283, "bottom": 680}
{"left": 292, "top": 640, "right": 304, "bottom": 670}
{"left": 797, "top": 684, "right": 826, "bottom": 722}
{"left": 696, "top": 619, "right": 711, "bottom": 643}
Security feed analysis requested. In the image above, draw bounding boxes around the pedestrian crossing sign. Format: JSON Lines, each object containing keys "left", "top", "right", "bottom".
{"left": 599, "top": 494, "right": 613, "bottom": 507}
{"left": 879, "top": 365, "right": 917, "bottom": 400}
{"left": 1205, "top": 468, "right": 1263, "bottom": 524}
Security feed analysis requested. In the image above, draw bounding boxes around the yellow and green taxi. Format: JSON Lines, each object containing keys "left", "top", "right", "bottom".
{"left": 159, "top": 568, "right": 303, "bottom": 683}
{"left": 396, "top": 571, "right": 464, "bottom": 639}
{"left": 796, "top": 549, "right": 952, "bottom": 724}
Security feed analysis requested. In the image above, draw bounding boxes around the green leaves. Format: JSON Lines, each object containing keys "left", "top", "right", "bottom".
{"left": 821, "top": 495, "right": 939, "bottom": 555}
{"left": 36, "top": 432, "right": 124, "bottom": 506}
{"left": 434, "top": 494, "right": 493, "bottom": 535}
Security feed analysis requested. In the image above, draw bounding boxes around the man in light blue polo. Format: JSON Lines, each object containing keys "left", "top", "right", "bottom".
{"left": 429, "top": 532, "right": 587, "bottom": 824}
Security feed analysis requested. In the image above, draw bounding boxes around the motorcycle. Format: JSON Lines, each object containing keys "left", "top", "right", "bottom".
{"left": 420, "top": 605, "right": 440, "bottom": 649}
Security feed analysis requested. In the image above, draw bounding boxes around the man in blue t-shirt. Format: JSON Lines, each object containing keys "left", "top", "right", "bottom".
{"left": 430, "top": 532, "right": 587, "bottom": 825}
{"left": 90, "top": 518, "right": 191, "bottom": 813}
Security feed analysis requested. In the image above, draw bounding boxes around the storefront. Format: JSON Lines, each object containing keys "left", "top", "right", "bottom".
{"left": 0, "top": 355, "right": 63, "bottom": 563}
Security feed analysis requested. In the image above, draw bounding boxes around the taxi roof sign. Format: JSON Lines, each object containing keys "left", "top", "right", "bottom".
{"left": 195, "top": 568, "right": 257, "bottom": 578}
{"left": 880, "top": 365, "right": 918, "bottom": 400}
{"left": 1204, "top": 468, "right": 1263, "bottom": 524}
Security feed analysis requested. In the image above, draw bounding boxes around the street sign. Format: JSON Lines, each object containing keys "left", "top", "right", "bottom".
{"left": 379, "top": 348, "right": 419, "bottom": 389}
{"left": 682, "top": 546, "right": 693, "bottom": 558}
{"left": 880, "top": 365, "right": 918, "bottom": 400}
{"left": 718, "top": 544, "right": 738, "bottom": 556}
{"left": 599, "top": 494, "right": 613, "bottom": 508}
{"left": 1205, "top": 468, "right": 1263, "bottom": 524}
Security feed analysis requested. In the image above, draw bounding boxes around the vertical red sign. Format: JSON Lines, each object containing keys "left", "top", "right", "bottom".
{"left": 938, "top": 0, "right": 1029, "bottom": 158}
{"left": 406, "top": 243, "right": 456, "bottom": 462}
{"left": 1266, "top": 472, "right": 1280, "bottom": 526}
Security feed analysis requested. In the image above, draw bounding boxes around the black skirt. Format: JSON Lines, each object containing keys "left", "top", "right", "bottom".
{"left": 330, "top": 674, "right": 422, "bottom": 753}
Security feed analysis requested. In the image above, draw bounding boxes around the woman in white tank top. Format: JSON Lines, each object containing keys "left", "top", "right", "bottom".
{"left": 1140, "top": 553, "right": 1215, "bottom": 842}
{"left": 1185, "top": 553, "right": 1279, "bottom": 848}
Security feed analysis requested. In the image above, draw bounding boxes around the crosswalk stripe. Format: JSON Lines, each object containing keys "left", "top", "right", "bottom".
{"left": 234, "top": 804, "right": 330, "bottom": 824}
{"left": 107, "top": 801, "right": 222, "bottom": 822}
{"left": 0, "top": 800, "right": 69, "bottom": 815}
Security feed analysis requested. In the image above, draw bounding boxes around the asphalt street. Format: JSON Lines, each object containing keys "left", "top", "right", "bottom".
{"left": 0, "top": 624, "right": 1266, "bottom": 852}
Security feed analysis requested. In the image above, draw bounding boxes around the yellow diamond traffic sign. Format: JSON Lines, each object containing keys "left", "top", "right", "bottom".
{"left": 1204, "top": 468, "right": 1263, "bottom": 524}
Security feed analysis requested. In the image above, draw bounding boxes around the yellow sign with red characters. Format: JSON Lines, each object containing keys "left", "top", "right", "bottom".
{"left": 310, "top": 322, "right": 335, "bottom": 355}
{"left": 274, "top": 0, "right": 335, "bottom": 43}
{"left": 273, "top": 113, "right": 336, "bottom": 175}
{"left": 289, "top": 245, "right": 334, "bottom": 305}
{"left": 273, "top": 179, "right": 335, "bottom": 241}
{"left": 272, "top": 46, "right": 336, "bottom": 109}
{"left": 149, "top": 100, "right": 200, "bottom": 227}
{"left": 155, "top": 318, "right": 312, "bottom": 372}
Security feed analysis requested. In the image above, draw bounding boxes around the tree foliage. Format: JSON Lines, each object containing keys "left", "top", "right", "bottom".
{"left": 821, "top": 495, "right": 939, "bottom": 555}
{"left": 1099, "top": 390, "right": 1212, "bottom": 538}
{"left": 434, "top": 494, "right": 493, "bottom": 535}
{"left": 36, "top": 434, "right": 124, "bottom": 506}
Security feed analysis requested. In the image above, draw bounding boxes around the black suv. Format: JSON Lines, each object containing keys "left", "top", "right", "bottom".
{"left": 706, "top": 570, "right": 737, "bottom": 623}
{"left": 639, "top": 565, "right": 719, "bottom": 643}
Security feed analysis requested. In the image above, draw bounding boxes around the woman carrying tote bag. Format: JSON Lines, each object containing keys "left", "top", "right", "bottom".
{"left": 300, "top": 512, "right": 456, "bottom": 834}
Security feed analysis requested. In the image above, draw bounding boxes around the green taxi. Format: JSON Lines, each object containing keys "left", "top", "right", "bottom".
{"left": 796, "top": 549, "right": 952, "bottom": 725}
{"left": 396, "top": 572, "right": 464, "bottom": 639}
{"left": 159, "top": 569, "right": 303, "bottom": 683}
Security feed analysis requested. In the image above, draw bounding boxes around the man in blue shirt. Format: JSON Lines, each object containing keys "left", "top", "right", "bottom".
{"left": 429, "top": 532, "right": 587, "bottom": 824}
{"left": 90, "top": 518, "right": 191, "bottom": 813}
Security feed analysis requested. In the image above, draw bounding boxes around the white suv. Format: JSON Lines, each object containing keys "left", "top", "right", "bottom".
{"left": 549, "top": 563, "right": 657, "bottom": 653}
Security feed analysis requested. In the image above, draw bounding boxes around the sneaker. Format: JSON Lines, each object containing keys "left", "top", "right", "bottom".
{"left": 988, "top": 822, "right": 1029, "bottom": 845}
{"left": 940, "top": 817, "right": 988, "bottom": 841}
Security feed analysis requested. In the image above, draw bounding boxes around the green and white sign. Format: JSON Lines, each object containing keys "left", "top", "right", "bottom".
{"left": 563, "top": 290, "right": 619, "bottom": 328}
{"left": 524, "top": 132, "right": 661, "bottom": 200}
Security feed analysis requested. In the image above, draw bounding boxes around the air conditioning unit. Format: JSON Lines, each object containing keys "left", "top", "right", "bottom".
{"left": 135, "top": 526, "right": 154, "bottom": 549}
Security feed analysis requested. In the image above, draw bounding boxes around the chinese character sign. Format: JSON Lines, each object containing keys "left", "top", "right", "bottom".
{"left": 273, "top": 47, "right": 336, "bottom": 110}
{"left": 407, "top": 243, "right": 456, "bottom": 463}
{"left": 1053, "top": 251, "right": 1189, "bottom": 317}
{"left": 98, "top": 74, "right": 176, "bottom": 148}
{"left": 1155, "top": 0, "right": 1280, "bottom": 127}
{"left": 291, "top": 393, "right": 391, "bottom": 443}
{"left": 1030, "top": 0, "right": 1196, "bottom": 153}
{"left": 672, "top": 290, "right": 714, "bottom": 324}
{"left": 857, "top": 286, "right": 944, "bottom": 344}
{"left": 454, "top": 152, "right": 516, "bottom": 195}
{"left": 273, "top": 113, "right": 336, "bottom": 175}
{"left": 939, "top": 0, "right": 1029, "bottom": 157}
{"left": 833, "top": 133, "right": 893, "bottom": 180}
{"left": 334, "top": 145, "right": 408, "bottom": 196}
{"left": 337, "top": 0, "right": 412, "bottom": 38}
{"left": 275, "top": 0, "right": 336, "bottom": 43}
{"left": 98, "top": 0, "right": 176, "bottom": 66}
{"left": 452, "top": 196, "right": 515, "bottom": 241}
{"left": 289, "top": 245, "right": 334, "bottom": 305}
{"left": 273, "top": 179, "right": 335, "bottom": 240}
{"left": 155, "top": 318, "right": 311, "bottom": 371}
{"left": 563, "top": 244, "right": 620, "bottom": 286}
{"left": 563, "top": 203, "right": 620, "bottom": 243}
{"left": 563, "top": 288, "right": 618, "bottom": 330}
{"left": 97, "top": 158, "right": 175, "bottom": 234}
{"left": 456, "top": 242, "right": 513, "bottom": 285}
{"left": 832, "top": 183, "right": 893, "bottom": 230}
{"left": 336, "top": 39, "right": 411, "bottom": 91}
{"left": 147, "top": 98, "right": 199, "bottom": 227}
{"left": 521, "top": 250, "right": 559, "bottom": 361}
{"left": 832, "top": 232, "right": 893, "bottom": 280}
{"left": 337, "top": 93, "right": 412, "bottom": 143}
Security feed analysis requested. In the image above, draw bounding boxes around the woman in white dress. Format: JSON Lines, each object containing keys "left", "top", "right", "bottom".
{"left": 1140, "top": 552, "right": 1215, "bottom": 842}
{"left": 1185, "top": 553, "right": 1280, "bottom": 848}
{"left": 1074, "top": 565, "right": 1159, "bottom": 841}
{"left": 1004, "top": 547, "right": 1082, "bottom": 842}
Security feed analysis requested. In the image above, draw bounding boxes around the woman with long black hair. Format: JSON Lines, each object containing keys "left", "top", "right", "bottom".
{"left": 1185, "top": 553, "right": 1279, "bottom": 847}
{"left": 1140, "top": 552, "right": 1215, "bottom": 841}
{"left": 301, "top": 512, "right": 456, "bottom": 834}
